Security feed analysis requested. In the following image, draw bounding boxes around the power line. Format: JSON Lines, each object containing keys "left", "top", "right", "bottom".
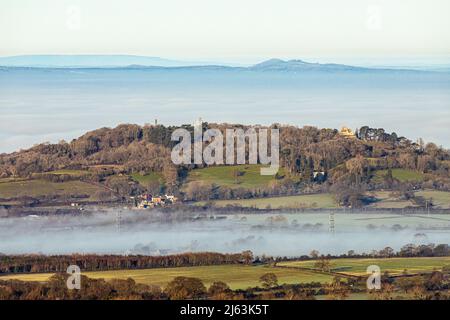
{"left": 116, "top": 211, "right": 122, "bottom": 233}
{"left": 329, "top": 212, "right": 335, "bottom": 234}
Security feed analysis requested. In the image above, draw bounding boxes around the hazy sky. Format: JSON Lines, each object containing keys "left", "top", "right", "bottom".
{"left": 1, "top": 0, "right": 450, "bottom": 64}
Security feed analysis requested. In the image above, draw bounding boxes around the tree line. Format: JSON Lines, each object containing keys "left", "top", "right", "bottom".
{"left": 0, "top": 251, "right": 254, "bottom": 274}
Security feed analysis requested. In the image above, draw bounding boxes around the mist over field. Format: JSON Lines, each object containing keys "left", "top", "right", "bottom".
{"left": 1, "top": 210, "right": 449, "bottom": 256}
{"left": 0, "top": 67, "right": 449, "bottom": 153}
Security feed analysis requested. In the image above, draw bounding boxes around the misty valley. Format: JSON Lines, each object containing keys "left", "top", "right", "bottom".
{"left": 1, "top": 209, "right": 448, "bottom": 257}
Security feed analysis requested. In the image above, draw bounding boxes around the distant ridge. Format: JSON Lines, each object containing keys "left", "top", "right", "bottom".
{"left": 0, "top": 55, "right": 434, "bottom": 73}
{"left": 250, "top": 59, "right": 371, "bottom": 72}
{"left": 0, "top": 54, "right": 208, "bottom": 68}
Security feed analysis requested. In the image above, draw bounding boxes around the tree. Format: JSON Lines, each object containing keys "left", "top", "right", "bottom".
{"left": 384, "top": 169, "right": 395, "bottom": 187}
{"left": 396, "top": 276, "right": 423, "bottom": 294}
{"left": 325, "top": 276, "right": 349, "bottom": 300}
{"left": 165, "top": 277, "right": 206, "bottom": 300}
{"left": 345, "top": 155, "right": 368, "bottom": 184}
{"left": 145, "top": 179, "right": 163, "bottom": 195}
{"left": 433, "top": 244, "right": 449, "bottom": 256}
{"left": 309, "top": 250, "right": 320, "bottom": 259}
{"left": 208, "top": 281, "right": 231, "bottom": 299}
{"left": 411, "top": 285, "right": 428, "bottom": 300}
{"left": 424, "top": 271, "right": 444, "bottom": 291}
{"left": 314, "top": 257, "right": 331, "bottom": 272}
{"left": 231, "top": 169, "right": 244, "bottom": 184}
{"left": 442, "top": 265, "right": 450, "bottom": 274}
{"left": 259, "top": 273, "right": 278, "bottom": 289}
{"left": 347, "top": 250, "right": 356, "bottom": 257}
{"left": 379, "top": 247, "right": 394, "bottom": 258}
{"left": 241, "top": 250, "right": 254, "bottom": 265}
{"left": 369, "top": 283, "right": 394, "bottom": 300}
{"left": 285, "top": 288, "right": 315, "bottom": 300}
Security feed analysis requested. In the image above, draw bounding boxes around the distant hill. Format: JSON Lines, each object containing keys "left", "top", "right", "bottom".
{"left": 249, "top": 59, "right": 426, "bottom": 73}
{"left": 250, "top": 58, "right": 369, "bottom": 72}
{"left": 1, "top": 123, "right": 450, "bottom": 208}
{"left": 0, "top": 55, "right": 207, "bottom": 68}
{"left": 0, "top": 55, "right": 431, "bottom": 73}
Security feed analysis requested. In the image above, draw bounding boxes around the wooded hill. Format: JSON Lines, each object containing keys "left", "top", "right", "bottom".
{"left": 1, "top": 123, "right": 449, "bottom": 207}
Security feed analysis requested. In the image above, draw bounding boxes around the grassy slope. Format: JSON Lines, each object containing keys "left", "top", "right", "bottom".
{"left": 368, "top": 190, "right": 450, "bottom": 209}
{"left": 372, "top": 169, "right": 425, "bottom": 183}
{"left": 416, "top": 190, "right": 450, "bottom": 209}
{"left": 0, "top": 168, "right": 164, "bottom": 204}
{"left": 278, "top": 257, "right": 450, "bottom": 276}
{"left": 0, "top": 179, "right": 106, "bottom": 202}
{"left": 45, "top": 169, "right": 90, "bottom": 177}
{"left": 196, "top": 193, "right": 338, "bottom": 209}
{"left": 1, "top": 265, "right": 334, "bottom": 290}
{"left": 186, "top": 164, "right": 285, "bottom": 189}
{"left": 130, "top": 172, "right": 163, "bottom": 186}
{"left": 7, "top": 257, "right": 450, "bottom": 290}
{"left": 367, "top": 191, "right": 417, "bottom": 209}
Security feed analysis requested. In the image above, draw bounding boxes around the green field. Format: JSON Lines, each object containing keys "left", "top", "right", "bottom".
{"left": 6, "top": 257, "right": 449, "bottom": 290}
{"left": 0, "top": 179, "right": 107, "bottom": 202}
{"left": 367, "top": 191, "right": 417, "bottom": 209}
{"left": 372, "top": 169, "right": 425, "bottom": 183}
{"left": 278, "top": 257, "right": 450, "bottom": 276}
{"left": 1, "top": 265, "right": 334, "bottom": 290}
{"left": 44, "top": 169, "right": 91, "bottom": 177}
{"left": 186, "top": 165, "right": 286, "bottom": 189}
{"left": 130, "top": 172, "right": 164, "bottom": 186}
{"left": 416, "top": 190, "right": 450, "bottom": 209}
{"left": 367, "top": 190, "right": 450, "bottom": 209}
{"left": 196, "top": 193, "right": 338, "bottom": 209}
{"left": 0, "top": 177, "right": 29, "bottom": 184}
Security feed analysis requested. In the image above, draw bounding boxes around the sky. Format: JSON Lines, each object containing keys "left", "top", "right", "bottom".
{"left": 1, "top": 0, "right": 450, "bottom": 65}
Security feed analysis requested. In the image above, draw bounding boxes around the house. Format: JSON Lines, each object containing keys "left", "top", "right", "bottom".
{"left": 135, "top": 193, "right": 177, "bottom": 209}
{"left": 142, "top": 193, "right": 152, "bottom": 201}
{"left": 164, "top": 195, "right": 177, "bottom": 203}
{"left": 151, "top": 196, "right": 163, "bottom": 204}
{"left": 339, "top": 126, "right": 356, "bottom": 138}
{"left": 313, "top": 171, "right": 327, "bottom": 182}
{"left": 137, "top": 200, "right": 154, "bottom": 209}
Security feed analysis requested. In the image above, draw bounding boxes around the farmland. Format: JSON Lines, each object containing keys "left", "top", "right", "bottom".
{"left": 1, "top": 264, "right": 334, "bottom": 290}
{"left": 0, "top": 179, "right": 108, "bottom": 203}
{"left": 186, "top": 164, "right": 286, "bottom": 189}
{"left": 372, "top": 169, "right": 425, "bottom": 183}
{"left": 41, "top": 169, "right": 91, "bottom": 177}
{"left": 130, "top": 172, "right": 164, "bottom": 186}
{"left": 196, "top": 190, "right": 450, "bottom": 210}
{"left": 3, "top": 257, "right": 450, "bottom": 291}
{"left": 196, "top": 193, "right": 338, "bottom": 209}
{"left": 366, "top": 190, "right": 450, "bottom": 209}
{"left": 416, "top": 190, "right": 450, "bottom": 209}
{"left": 367, "top": 191, "right": 417, "bottom": 209}
{"left": 278, "top": 257, "right": 450, "bottom": 276}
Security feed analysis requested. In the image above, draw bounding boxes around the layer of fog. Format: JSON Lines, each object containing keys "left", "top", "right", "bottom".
{"left": 1, "top": 68, "right": 450, "bottom": 153}
{"left": 1, "top": 210, "right": 449, "bottom": 257}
